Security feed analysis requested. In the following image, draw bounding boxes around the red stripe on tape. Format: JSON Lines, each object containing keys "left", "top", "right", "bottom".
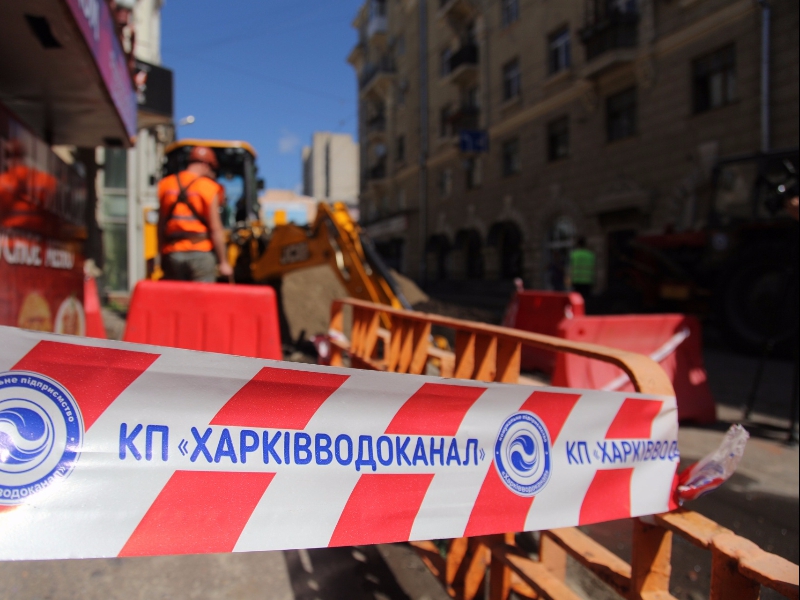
{"left": 605, "top": 398, "right": 663, "bottom": 440}
{"left": 211, "top": 367, "right": 348, "bottom": 430}
{"left": 329, "top": 474, "right": 434, "bottom": 547}
{"left": 385, "top": 383, "right": 486, "bottom": 436}
{"left": 579, "top": 468, "right": 633, "bottom": 525}
{"left": 463, "top": 467, "right": 533, "bottom": 537}
{"left": 119, "top": 471, "right": 274, "bottom": 557}
{"left": 519, "top": 391, "right": 581, "bottom": 441}
{"left": 12, "top": 341, "right": 159, "bottom": 431}
{"left": 464, "top": 390, "right": 581, "bottom": 536}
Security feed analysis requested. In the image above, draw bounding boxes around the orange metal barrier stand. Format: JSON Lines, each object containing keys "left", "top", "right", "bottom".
{"left": 328, "top": 298, "right": 799, "bottom": 600}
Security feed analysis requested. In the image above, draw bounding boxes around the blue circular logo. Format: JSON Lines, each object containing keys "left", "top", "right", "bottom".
{"left": 494, "top": 411, "right": 551, "bottom": 497}
{"left": 0, "top": 371, "right": 83, "bottom": 505}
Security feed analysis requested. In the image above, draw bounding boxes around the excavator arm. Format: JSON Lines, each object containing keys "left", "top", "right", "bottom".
{"left": 248, "top": 202, "right": 410, "bottom": 324}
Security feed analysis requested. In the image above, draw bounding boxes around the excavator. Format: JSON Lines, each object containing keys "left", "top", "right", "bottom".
{"left": 144, "top": 140, "right": 411, "bottom": 327}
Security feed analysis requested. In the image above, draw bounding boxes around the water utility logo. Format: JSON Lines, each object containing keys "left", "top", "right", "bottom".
{"left": 0, "top": 371, "right": 83, "bottom": 505}
{"left": 494, "top": 411, "right": 552, "bottom": 497}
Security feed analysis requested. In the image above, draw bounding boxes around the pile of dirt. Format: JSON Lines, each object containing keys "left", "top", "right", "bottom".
{"left": 280, "top": 265, "right": 506, "bottom": 346}
{"left": 281, "top": 265, "right": 348, "bottom": 342}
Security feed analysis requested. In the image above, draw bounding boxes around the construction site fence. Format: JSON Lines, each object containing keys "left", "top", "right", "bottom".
{"left": 328, "top": 298, "right": 799, "bottom": 600}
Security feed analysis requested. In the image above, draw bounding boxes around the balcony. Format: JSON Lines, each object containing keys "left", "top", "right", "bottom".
{"left": 360, "top": 58, "right": 396, "bottom": 97}
{"left": 437, "top": 0, "right": 477, "bottom": 26}
{"left": 449, "top": 105, "right": 480, "bottom": 132}
{"left": 580, "top": 7, "right": 639, "bottom": 77}
{"left": 445, "top": 43, "right": 479, "bottom": 86}
{"left": 366, "top": 114, "right": 387, "bottom": 143}
{"left": 367, "top": 160, "right": 387, "bottom": 182}
{"left": 366, "top": 0, "right": 388, "bottom": 46}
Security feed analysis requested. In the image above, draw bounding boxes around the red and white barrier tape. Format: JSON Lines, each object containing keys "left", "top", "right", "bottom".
{"left": 0, "top": 326, "right": 680, "bottom": 561}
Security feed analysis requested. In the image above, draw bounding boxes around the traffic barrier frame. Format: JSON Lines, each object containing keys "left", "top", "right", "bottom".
{"left": 123, "top": 280, "right": 282, "bottom": 359}
{"left": 501, "top": 290, "right": 585, "bottom": 374}
{"left": 328, "top": 298, "right": 799, "bottom": 600}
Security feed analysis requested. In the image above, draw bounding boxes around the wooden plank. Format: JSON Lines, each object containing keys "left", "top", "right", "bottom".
{"left": 447, "top": 538, "right": 469, "bottom": 587}
{"left": 631, "top": 518, "right": 675, "bottom": 600}
{"left": 712, "top": 532, "right": 799, "bottom": 600}
{"left": 500, "top": 551, "right": 584, "bottom": 600}
{"left": 544, "top": 528, "right": 631, "bottom": 595}
{"left": 655, "top": 509, "right": 733, "bottom": 550}
{"left": 474, "top": 334, "right": 498, "bottom": 382}
{"left": 397, "top": 318, "right": 415, "bottom": 374}
{"left": 710, "top": 534, "right": 761, "bottom": 600}
{"left": 409, "top": 321, "right": 432, "bottom": 375}
{"left": 387, "top": 317, "right": 405, "bottom": 372}
{"left": 539, "top": 533, "right": 567, "bottom": 583}
{"left": 509, "top": 572, "right": 538, "bottom": 599}
{"left": 454, "top": 331, "right": 476, "bottom": 380}
{"left": 463, "top": 539, "right": 490, "bottom": 600}
{"left": 410, "top": 541, "right": 447, "bottom": 584}
{"left": 496, "top": 338, "right": 521, "bottom": 383}
{"left": 488, "top": 534, "right": 514, "bottom": 600}
{"left": 362, "top": 310, "right": 381, "bottom": 358}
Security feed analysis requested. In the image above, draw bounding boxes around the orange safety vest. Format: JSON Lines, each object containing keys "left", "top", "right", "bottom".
{"left": 0, "top": 165, "right": 52, "bottom": 236}
{"left": 157, "top": 171, "right": 221, "bottom": 254}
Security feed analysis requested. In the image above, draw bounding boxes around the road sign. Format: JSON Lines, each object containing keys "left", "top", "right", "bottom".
{"left": 459, "top": 130, "right": 489, "bottom": 154}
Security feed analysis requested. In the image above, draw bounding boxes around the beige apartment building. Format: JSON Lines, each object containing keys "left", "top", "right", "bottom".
{"left": 302, "top": 132, "right": 360, "bottom": 208}
{"left": 348, "top": 0, "right": 798, "bottom": 289}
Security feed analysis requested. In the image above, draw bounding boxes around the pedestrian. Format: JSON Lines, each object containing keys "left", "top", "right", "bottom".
{"left": 547, "top": 250, "right": 566, "bottom": 291}
{"left": 157, "top": 146, "right": 233, "bottom": 282}
{"left": 569, "top": 236, "right": 595, "bottom": 299}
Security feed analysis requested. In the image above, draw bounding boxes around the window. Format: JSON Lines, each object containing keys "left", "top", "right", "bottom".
{"left": 396, "top": 34, "right": 406, "bottom": 57}
{"left": 607, "top": 87, "right": 637, "bottom": 141}
{"left": 693, "top": 45, "right": 736, "bottom": 113}
{"left": 501, "top": 0, "right": 519, "bottom": 27}
{"left": 548, "top": 27, "right": 571, "bottom": 75}
{"left": 104, "top": 148, "right": 128, "bottom": 189}
{"left": 502, "top": 138, "right": 520, "bottom": 177}
{"left": 547, "top": 117, "right": 570, "bottom": 161}
{"left": 397, "top": 79, "right": 408, "bottom": 106}
{"left": 397, "top": 188, "right": 407, "bottom": 210}
{"left": 396, "top": 135, "right": 405, "bottom": 163}
{"left": 466, "top": 156, "right": 482, "bottom": 189}
{"left": 440, "top": 105, "right": 453, "bottom": 138}
{"left": 441, "top": 47, "right": 453, "bottom": 77}
{"left": 502, "top": 58, "right": 521, "bottom": 101}
{"left": 439, "top": 168, "right": 453, "bottom": 196}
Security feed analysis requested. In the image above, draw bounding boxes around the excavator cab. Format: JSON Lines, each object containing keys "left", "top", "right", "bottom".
{"left": 163, "top": 139, "right": 263, "bottom": 225}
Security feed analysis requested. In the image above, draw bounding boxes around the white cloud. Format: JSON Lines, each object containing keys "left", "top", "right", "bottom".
{"left": 278, "top": 130, "right": 301, "bottom": 155}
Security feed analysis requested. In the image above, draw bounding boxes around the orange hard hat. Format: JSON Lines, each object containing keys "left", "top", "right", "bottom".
{"left": 187, "top": 146, "right": 219, "bottom": 170}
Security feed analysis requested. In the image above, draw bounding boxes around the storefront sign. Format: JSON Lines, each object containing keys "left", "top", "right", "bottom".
{"left": 64, "top": 0, "right": 137, "bottom": 140}
{"left": 135, "top": 59, "right": 174, "bottom": 119}
{"left": 0, "top": 103, "right": 86, "bottom": 335}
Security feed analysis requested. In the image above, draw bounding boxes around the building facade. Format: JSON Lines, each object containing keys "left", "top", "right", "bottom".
{"left": 302, "top": 132, "right": 360, "bottom": 208}
{"left": 348, "top": 0, "right": 799, "bottom": 289}
{"left": 98, "top": 0, "right": 174, "bottom": 294}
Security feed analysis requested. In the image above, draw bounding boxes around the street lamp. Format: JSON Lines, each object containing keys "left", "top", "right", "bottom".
{"left": 178, "top": 115, "right": 195, "bottom": 127}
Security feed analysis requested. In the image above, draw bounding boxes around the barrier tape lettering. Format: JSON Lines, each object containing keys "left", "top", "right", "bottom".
{"left": 0, "top": 326, "right": 679, "bottom": 560}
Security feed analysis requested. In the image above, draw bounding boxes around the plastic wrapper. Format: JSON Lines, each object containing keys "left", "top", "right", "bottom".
{"left": 676, "top": 424, "right": 749, "bottom": 503}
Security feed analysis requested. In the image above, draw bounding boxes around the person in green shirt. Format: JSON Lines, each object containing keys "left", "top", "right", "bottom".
{"left": 570, "top": 237, "right": 596, "bottom": 299}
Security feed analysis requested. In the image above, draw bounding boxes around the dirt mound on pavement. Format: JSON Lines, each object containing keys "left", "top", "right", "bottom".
{"left": 281, "top": 266, "right": 429, "bottom": 342}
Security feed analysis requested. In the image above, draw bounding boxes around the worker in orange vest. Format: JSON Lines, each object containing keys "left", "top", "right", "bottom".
{"left": 157, "top": 146, "right": 233, "bottom": 282}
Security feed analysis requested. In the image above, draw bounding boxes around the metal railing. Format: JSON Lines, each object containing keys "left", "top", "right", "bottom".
{"left": 328, "top": 298, "right": 800, "bottom": 600}
{"left": 580, "top": 4, "right": 639, "bottom": 61}
{"left": 360, "top": 58, "right": 396, "bottom": 90}
{"left": 449, "top": 43, "right": 479, "bottom": 72}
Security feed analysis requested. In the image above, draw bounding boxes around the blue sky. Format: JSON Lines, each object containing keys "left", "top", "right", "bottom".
{"left": 161, "top": 0, "right": 363, "bottom": 192}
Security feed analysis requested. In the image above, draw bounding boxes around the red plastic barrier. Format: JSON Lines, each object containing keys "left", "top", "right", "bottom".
{"left": 552, "top": 314, "right": 716, "bottom": 424}
{"left": 84, "top": 276, "right": 107, "bottom": 339}
{"left": 502, "top": 290, "right": 585, "bottom": 374}
{"left": 123, "top": 281, "right": 282, "bottom": 360}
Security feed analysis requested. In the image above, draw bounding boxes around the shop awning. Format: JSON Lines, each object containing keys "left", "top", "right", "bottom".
{"left": 0, "top": 0, "right": 137, "bottom": 147}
